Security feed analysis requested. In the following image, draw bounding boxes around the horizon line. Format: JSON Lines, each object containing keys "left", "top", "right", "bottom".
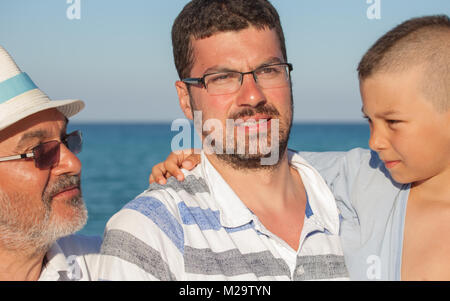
{"left": 70, "top": 120, "right": 368, "bottom": 125}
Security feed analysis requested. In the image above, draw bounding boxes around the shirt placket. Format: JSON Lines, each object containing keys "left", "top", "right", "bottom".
{"left": 293, "top": 216, "right": 326, "bottom": 280}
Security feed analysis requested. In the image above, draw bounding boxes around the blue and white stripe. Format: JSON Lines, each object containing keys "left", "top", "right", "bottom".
{"left": 0, "top": 72, "right": 37, "bottom": 104}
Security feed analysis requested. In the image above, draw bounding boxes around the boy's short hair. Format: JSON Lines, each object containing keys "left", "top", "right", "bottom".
{"left": 358, "top": 15, "right": 450, "bottom": 111}
{"left": 171, "top": 0, "right": 287, "bottom": 80}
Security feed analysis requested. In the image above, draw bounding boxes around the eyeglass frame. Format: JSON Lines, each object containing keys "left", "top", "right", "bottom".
{"left": 0, "top": 130, "right": 83, "bottom": 168}
{"left": 181, "top": 62, "right": 293, "bottom": 94}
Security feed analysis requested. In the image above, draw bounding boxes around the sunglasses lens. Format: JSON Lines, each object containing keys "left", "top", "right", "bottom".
{"left": 33, "top": 141, "right": 60, "bottom": 169}
{"left": 66, "top": 131, "right": 82, "bottom": 154}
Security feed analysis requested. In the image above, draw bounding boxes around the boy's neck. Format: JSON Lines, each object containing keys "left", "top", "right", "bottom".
{"left": 411, "top": 167, "right": 450, "bottom": 204}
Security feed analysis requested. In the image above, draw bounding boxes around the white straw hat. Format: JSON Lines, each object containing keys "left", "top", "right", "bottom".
{"left": 0, "top": 45, "right": 85, "bottom": 131}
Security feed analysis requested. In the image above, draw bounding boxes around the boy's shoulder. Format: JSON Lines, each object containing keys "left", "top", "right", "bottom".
{"left": 299, "top": 147, "right": 375, "bottom": 169}
{"left": 298, "top": 148, "right": 380, "bottom": 184}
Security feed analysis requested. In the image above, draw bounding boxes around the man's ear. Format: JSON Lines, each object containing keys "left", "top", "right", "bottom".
{"left": 175, "top": 81, "right": 194, "bottom": 120}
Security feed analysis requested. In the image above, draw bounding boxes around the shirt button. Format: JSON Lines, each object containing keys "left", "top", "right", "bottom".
{"left": 296, "top": 265, "right": 305, "bottom": 276}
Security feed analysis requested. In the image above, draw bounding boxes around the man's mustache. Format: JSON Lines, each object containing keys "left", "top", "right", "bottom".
{"left": 230, "top": 103, "right": 280, "bottom": 121}
{"left": 43, "top": 175, "right": 81, "bottom": 201}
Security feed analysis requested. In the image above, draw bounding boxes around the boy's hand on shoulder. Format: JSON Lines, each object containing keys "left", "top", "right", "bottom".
{"left": 149, "top": 149, "right": 201, "bottom": 185}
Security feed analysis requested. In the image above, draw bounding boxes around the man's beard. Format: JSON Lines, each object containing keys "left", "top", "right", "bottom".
{"left": 216, "top": 103, "right": 292, "bottom": 170}
{"left": 0, "top": 175, "right": 87, "bottom": 255}
{"left": 194, "top": 93, "right": 293, "bottom": 171}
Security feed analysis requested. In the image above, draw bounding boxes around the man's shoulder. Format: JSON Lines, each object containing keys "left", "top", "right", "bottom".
{"left": 98, "top": 171, "right": 212, "bottom": 281}
{"left": 116, "top": 167, "right": 209, "bottom": 220}
{"left": 99, "top": 176, "right": 206, "bottom": 271}
{"left": 103, "top": 168, "right": 211, "bottom": 244}
{"left": 148, "top": 167, "right": 210, "bottom": 196}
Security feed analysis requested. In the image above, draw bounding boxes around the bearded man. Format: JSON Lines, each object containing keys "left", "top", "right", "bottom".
{"left": 98, "top": 0, "right": 348, "bottom": 281}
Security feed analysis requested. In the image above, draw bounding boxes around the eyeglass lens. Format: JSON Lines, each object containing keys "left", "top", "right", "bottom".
{"left": 205, "top": 64, "right": 290, "bottom": 95}
{"left": 33, "top": 141, "right": 60, "bottom": 169}
{"left": 65, "top": 131, "right": 82, "bottom": 155}
{"left": 32, "top": 131, "right": 82, "bottom": 169}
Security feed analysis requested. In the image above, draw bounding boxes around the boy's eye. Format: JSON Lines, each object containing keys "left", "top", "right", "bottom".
{"left": 362, "top": 115, "right": 372, "bottom": 123}
{"left": 386, "top": 119, "right": 401, "bottom": 125}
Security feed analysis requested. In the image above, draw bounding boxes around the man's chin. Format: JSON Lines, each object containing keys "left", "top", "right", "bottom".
{"left": 46, "top": 197, "right": 88, "bottom": 240}
{"left": 216, "top": 148, "right": 286, "bottom": 170}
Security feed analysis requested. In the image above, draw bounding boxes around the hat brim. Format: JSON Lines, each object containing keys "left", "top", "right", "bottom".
{"left": 0, "top": 90, "right": 85, "bottom": 132}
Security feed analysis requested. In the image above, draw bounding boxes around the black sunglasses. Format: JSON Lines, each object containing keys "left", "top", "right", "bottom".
{"left": 0, "top": 130, "right": 82, "bottom": 169}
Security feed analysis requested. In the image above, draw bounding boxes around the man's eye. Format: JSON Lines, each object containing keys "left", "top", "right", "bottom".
{"left": 386, "top": 119, "right": 401, "bottom": 125}
{"left": 207, "top": 73, "right": 234, "bottom": 84}
{"left": 258, "top": 67, "right": 280, "bottom": 75}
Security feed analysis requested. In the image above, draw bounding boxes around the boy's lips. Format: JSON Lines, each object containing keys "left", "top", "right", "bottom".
{"left": 383, "top": 160, "right": 401, "bottom": 169}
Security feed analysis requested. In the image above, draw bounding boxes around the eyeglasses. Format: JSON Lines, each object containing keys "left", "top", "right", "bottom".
{"left": 0, "top": 130, "right": 82, "bottom": 169}
{"left": 182, "top": 63, "right": 293, "bottom": 96}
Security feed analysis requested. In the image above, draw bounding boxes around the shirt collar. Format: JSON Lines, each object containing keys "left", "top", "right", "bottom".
{"left": 39, "top": 241, "right": 71, "bottom": 281}
{"left": 200, "top": 151, "right": 255, "bottom": 228}
{"left": 288, "top": 150, "right": 340, "bottom": 235}
{"left": 200, "top": 150, "right": 340, "bottom": 235}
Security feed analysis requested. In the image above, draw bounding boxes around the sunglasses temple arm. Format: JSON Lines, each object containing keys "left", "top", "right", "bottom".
{"left": 0, "top": 152, "right": 34, "bottom": 162}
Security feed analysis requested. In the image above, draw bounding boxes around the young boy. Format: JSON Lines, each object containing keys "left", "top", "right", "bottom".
{"left": 149, "top": 15, "right": 450, "bottom": 280}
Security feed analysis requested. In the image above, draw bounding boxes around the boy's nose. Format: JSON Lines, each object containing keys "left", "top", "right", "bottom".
{"left": 368, "top": 127, "right": 388, "bottom": 151}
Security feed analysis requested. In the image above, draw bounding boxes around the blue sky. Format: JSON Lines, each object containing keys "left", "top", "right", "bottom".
{"left": 0, "top": 0, "right": 448, "bottom": 122}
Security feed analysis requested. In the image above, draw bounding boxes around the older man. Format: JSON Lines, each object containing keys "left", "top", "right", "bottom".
{"left": 0, "top": 46, "right": 100, "bottom": 281}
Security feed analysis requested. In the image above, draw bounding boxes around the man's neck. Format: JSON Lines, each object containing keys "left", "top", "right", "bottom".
{"left": 205, "top": 151, "right": 305, "bottom": 213}
{"left": 0, "top": 246, "right": 46, "bottom": 281}
{"left": 205, "top": 151, "right": 307, "bottom": 250}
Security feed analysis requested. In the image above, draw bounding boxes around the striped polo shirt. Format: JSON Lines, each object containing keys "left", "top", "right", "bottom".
{"left": 98, "top": 151, "right": 349, "bottom": 280}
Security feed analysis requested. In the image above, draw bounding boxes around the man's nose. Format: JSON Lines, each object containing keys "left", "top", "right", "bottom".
{"left": 235, "top": 73, "right": 266, "bottom": 107}
{"left": 52, "top": 143, "right": 82, "bottom": 176}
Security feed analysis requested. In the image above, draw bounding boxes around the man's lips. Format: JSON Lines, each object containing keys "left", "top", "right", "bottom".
{"left": 234, "top": 115, "right": 272, "bottom": 130}
{"left": 52, "top": 186, "right": 81, "bottom": 199}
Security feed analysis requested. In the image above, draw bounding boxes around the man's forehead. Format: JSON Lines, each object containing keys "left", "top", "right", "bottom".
{"left": 190, "top": 27, "right": 283, "bottom": 72}
{"left": 0, "top": 109, "right": 68, "bottom": 146}
{"left": 18, "top": 115, "right": 68, "bottom": 139}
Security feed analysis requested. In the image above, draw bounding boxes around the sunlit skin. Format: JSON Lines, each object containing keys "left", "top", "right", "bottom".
{"left": 361, "top": 66, "right": 450, "bottom": 280}
{"left": 0, "top": 108, "right": 83, "bottom": 281}
{"left": 175, "top": 27, "right": 306, "bottom": 251}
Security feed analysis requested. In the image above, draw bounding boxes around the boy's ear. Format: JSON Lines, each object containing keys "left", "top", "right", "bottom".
{"left": 175, "top": 81, "right": 193, "bottom": 120}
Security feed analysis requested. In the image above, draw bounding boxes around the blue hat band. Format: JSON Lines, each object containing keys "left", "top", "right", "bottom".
{"left": 0, "top": 73, "right": 38, "bottom": 104}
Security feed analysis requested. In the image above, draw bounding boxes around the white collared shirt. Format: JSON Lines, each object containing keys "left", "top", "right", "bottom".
{"left": 98, "top": 150, "right": 349, "bottom": 280}
{"left": 39, "top": 234, "right": 101, "bottom": 281}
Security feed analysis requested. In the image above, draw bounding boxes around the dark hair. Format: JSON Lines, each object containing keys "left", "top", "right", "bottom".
{"left": 357, "top": 15, "right": 450, "bottom": 110}
{"left": 171, "top": 0, "right": 287, "bottom": 79}
{"left": 358, "top": 15, "right": 450, "bottom": 79}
